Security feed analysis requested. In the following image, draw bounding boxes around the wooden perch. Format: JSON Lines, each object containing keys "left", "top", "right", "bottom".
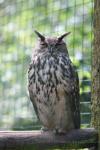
{"left": 0, "top": 128, "right": 98, "bottom": 150}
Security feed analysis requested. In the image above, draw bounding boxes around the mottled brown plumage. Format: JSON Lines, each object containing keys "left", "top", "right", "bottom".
{"left": 28, "top": 30, "right": 80, "bottom": 134}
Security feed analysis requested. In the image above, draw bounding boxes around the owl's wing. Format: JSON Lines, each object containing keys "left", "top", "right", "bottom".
{"left": 28, "top": 89, "right": 40, "bottom": 120}
{"left": 28, "top": 63, "right": 39, "bottom": 120}
{"left": 65, "top": 65, "right": 80, "bottom": 129}
{"left": 70, "top": 71, "right": 80, "bottom": 129}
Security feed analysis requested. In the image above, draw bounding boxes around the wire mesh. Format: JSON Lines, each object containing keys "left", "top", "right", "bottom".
{"left": 0, "top": 0, "right": 93, "bottom": 130}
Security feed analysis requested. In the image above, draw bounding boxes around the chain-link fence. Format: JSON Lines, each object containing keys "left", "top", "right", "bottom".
{"left": 0, "top": 0, "right": 93, "bottom": 130}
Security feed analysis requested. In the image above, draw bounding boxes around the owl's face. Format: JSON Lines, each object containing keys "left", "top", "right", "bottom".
{"left": 39, "top": 38, "right": 66, "bottom": 54}
{"left": 34, "top": 30, "right": 70, "bottom": 55}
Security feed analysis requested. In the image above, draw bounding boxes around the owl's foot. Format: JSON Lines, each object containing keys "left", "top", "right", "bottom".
{"left": 53, "top": 128, "right": 67, "bottom": 135}
{"left": 41, "top": 126, "right": 49, "bottom": 132}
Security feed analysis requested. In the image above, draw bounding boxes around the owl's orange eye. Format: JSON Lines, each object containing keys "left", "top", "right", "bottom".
{"left": 55, "top": 42, "right": 62, "bottom": 46}
{"left": 41, "top": 42, "right": 48, "bottom": 47}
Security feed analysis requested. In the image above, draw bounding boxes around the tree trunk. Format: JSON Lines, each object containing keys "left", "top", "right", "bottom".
{"left": 91, "top": 0, "right": 100, "bottom": 149}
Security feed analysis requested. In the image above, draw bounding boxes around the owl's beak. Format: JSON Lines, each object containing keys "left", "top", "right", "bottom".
{"left": 48, "top": 46, "right": 53, "bottom": 54}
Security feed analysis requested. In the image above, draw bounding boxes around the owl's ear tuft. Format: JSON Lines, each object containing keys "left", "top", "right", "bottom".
{"left": 34, "top": 30, "right": 45, "bottom": 41}
{"left": 57, "top": 32, "right": 71, "bottom": 43}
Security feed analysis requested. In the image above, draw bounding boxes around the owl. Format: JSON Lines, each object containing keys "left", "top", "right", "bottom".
{"left": 28, "top": 30, "right": 80, "bottom": 134}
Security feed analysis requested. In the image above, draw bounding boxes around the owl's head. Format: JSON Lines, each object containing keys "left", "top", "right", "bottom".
{"left": 34, "top": 30, "right": 70, "bottom": 55}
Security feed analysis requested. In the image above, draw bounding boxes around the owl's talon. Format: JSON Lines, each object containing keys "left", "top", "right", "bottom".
{"left": 53, "top": 129, "right": 67, "bottom": 135}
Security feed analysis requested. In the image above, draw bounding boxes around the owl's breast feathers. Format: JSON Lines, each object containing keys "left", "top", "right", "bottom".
{"left": 28, "top": 53, "right": 80, "bottom": 129}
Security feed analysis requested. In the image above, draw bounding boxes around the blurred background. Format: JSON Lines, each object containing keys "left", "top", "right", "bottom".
{"left": 0, "top": 0, "right": 93, "bottom": 130}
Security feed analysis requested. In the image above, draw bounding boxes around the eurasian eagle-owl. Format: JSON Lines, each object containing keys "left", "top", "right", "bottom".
{"left": 28, "top": 30, "right": 80, "bottom": 134}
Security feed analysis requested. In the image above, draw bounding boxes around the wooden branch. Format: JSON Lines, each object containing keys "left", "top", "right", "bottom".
{"left": 0, "top": 128, "right": 98, "bottom": 150}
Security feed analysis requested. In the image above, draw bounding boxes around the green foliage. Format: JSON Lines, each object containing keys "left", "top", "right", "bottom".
{"left": 0, "top": 0, "right": 93, "bottom": 130}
